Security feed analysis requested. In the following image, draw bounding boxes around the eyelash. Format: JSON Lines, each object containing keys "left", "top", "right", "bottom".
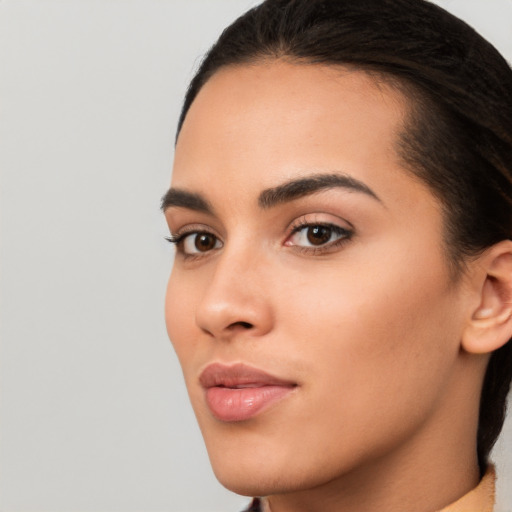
{"left": 286, "top": 219, "right": 353, "bottom": 254}
{"left": 165, "top": 229, "right": 222, "bottom": 260}
{"left": 166, "top": 220, "right": 353, "bottom": 259}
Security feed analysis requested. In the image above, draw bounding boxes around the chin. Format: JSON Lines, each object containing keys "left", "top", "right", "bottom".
{"left": 211, "top": 459, "right": 311, "bottom": 497}
{"left": 202, "top": 426, "right": 353, "bottom": 498}
{"left": 214, "top": 472, "right": 274, "bottom": 497}
{"left": 201, "top": 427, "right": 309, "bottom": 496}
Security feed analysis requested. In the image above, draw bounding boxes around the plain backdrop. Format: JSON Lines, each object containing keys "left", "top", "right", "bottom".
{"left": 1, "top": 1, "right": 511, "bottom": 511}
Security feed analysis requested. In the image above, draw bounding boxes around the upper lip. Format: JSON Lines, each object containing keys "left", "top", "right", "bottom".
{"left": 199, "top": 363, "right": 297, "bottom": 389}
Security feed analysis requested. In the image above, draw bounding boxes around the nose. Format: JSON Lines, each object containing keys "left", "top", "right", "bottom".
{"left": 195, "top": 248, "right": 274, "bottom": 341}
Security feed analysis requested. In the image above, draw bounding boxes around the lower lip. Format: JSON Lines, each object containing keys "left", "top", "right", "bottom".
{"left": 205, "top": 385, "right": 295, "bottom": 422}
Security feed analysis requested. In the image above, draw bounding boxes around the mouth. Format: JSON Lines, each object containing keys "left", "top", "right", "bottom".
{"left": 199, "top": 363, "right": 297, "bottom": 422}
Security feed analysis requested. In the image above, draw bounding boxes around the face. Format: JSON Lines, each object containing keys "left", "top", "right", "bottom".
{"left": 164, "top": 62, "right": 472, "bottom": 497}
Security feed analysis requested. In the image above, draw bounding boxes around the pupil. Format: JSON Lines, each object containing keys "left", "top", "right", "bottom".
{"left": 307, "top": 226, "right": 331, "bottom": 245}
{"left": 195, "top": 234, "right": 215, "bottom": 251}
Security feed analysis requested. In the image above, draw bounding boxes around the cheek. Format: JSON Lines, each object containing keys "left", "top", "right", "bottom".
{"left": 281, "top": 249, "right": 461, "bottom": 437}
{"left": 165, "top": 271, "right": 200, "bottom": 369}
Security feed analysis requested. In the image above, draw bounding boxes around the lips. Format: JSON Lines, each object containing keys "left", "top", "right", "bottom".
{"left": 199, "top": 363, "right": 297, "bottom": 422}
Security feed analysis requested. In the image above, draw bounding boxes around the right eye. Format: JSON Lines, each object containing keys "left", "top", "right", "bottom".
{"left": 167, "top": 231, "right": 223, "bottom": 256}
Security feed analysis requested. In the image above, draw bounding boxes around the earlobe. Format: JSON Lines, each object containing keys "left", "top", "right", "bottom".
{"left": 462, "top": 241, "right": 512, "bottom": 355}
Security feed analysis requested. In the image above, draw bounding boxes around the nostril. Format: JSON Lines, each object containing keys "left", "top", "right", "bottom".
{"left": 229, "top": 321, "right": 253, "bottom": 330}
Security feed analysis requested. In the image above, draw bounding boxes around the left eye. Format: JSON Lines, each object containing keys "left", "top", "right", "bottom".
{"left": 287, "top": 224, "right": 351, "bottom": 247}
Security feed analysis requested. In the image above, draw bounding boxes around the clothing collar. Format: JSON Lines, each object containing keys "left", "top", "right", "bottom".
{"left": 438, "top": 465, "right": 495, "bottom": 512}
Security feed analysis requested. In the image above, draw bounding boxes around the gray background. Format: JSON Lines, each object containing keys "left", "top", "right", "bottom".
{"left": 1, "top": 1, "right": 511, "bottom": 511}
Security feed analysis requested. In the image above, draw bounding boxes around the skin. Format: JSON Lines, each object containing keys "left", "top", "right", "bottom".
{"left": 163, "top": 61, "right": 494, "bottom": 512}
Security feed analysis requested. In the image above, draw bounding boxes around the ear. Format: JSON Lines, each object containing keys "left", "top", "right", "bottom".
{"left": 462, "top": 240, "right": 512, "bottom": 354}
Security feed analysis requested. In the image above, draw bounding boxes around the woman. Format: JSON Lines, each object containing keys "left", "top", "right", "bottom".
{"left": 162, "top": 1, "right": 512, "bottom": 510}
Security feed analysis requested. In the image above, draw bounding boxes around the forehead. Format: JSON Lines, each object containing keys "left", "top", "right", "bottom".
{"left": 173, "top": 61, "right": 409, "bottom": 190}
{"left": 170, "top": 61, "right": 437, "bottom": 225}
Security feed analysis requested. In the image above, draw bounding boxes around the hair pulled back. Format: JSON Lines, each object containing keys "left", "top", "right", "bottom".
{"left": 176, "top": 0, "right": 512, "bottom": 473}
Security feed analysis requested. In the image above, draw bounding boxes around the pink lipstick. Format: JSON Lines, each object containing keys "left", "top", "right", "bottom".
{"left": 199, "top": 363, "right": 297, "bottom": 422}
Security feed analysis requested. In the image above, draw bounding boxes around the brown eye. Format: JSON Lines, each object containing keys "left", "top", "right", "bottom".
{"left": 195, "top": 233, "right": 217, "bottom": 252}
{"left": 307, "top": 226, "right": 332, "bottom": 245}
{"left": 287, "top": 222, "right": 352, "bottom": 251}
{"left": 178, "top": 231, "right": 222, "bottom": 255}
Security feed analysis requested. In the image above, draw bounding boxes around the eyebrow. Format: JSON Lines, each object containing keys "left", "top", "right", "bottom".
{"left": 160, "top": 188, "right": 213, "bottom": 214}
{"left": 161, "top": 172, "right": 381, "bottom": 214}
{"left": 258, "top": 173, "right": 381, "bottom": 208}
